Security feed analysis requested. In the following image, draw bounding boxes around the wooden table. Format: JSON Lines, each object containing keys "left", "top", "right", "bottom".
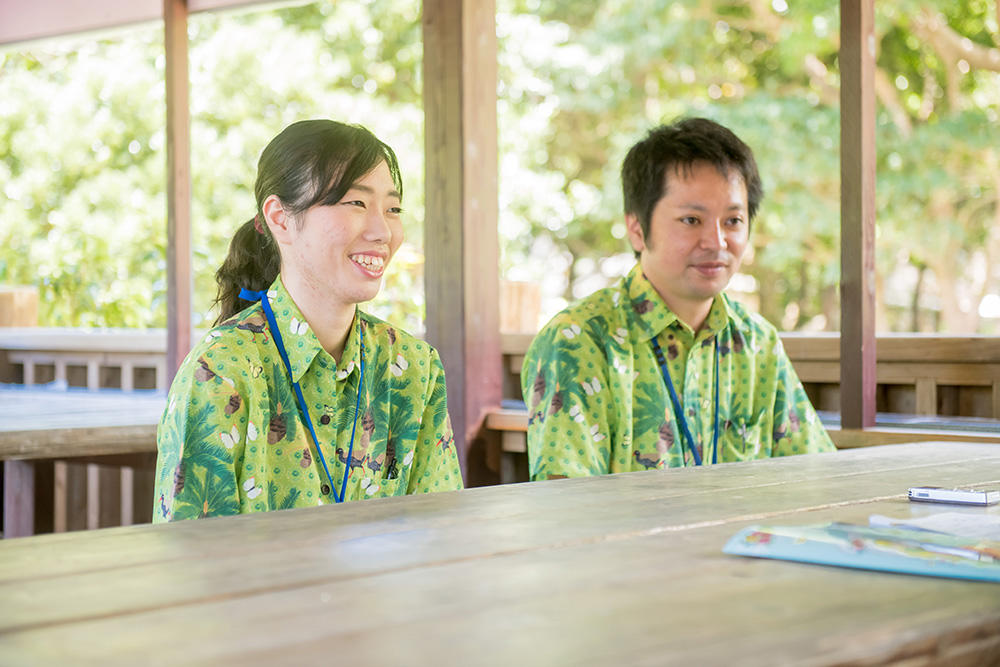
{"left": 1, "top": 442, "right": 999, "bottom": 664}
{"left": 1, "top": 387, "right": 165, "bottom": 537}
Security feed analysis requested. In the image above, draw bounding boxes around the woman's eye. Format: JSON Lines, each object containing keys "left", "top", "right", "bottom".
{"left": 388, "top": 206, "right": 403, "bottom": 215}
{"left": 342, "top": 200, "right": 365, "bottom": 208}
{"left": 726, "top": 217, "right": 744, "bottom": 227}
{"left": 680, "top": 216, "right": 699, "bottom": 225}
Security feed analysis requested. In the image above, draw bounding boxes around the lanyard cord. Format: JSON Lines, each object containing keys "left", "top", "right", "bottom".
{"left": 650, "top": 334, "right": 720, "bottom": 466}
{"left": 239, "top": 288, "right": 364, "bottom": 503}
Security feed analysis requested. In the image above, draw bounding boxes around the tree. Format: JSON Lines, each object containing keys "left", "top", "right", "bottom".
{"left": 0, "top": 0, "right": 427, "bottom": 331}
{"left": 496, "top": 0, "right": 1000, "bottom": 333}
{"left": 1, "top": 0, "right": 998, "bottom": 334}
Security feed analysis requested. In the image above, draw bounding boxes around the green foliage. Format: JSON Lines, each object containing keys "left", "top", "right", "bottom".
{"left": 1, "top": 0, "right": 998, "bottom": 334}
{"left": 496, "top": 0, "right": 1000, "bottom": 332}
{"left": 1, "top": 1, "right": 426, "bottom": 332}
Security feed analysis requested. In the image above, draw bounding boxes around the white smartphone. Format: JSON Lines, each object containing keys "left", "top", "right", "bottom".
{"left": 907, "top": 486, "right": 1000, "bottom": 506}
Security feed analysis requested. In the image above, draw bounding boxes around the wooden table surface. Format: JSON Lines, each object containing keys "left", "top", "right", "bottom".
{"left": 1, "top": 442, "right": 999, "bottom": 665}
{"left": 0, "top": 387, "right": 164, "bottom": 459}
{"left": 1, "top": 387, "right": 165, "bottom": 538}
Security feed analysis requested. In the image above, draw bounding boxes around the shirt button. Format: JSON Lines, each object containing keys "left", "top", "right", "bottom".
{"left": 702, "top": 399, "right": 710, "bottom": 409}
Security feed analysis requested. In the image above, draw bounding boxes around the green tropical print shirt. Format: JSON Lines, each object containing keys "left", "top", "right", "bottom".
{"left": 521, "top": 264, "right": 834, "bottom": 480}
{"left": 154, "top": 277, "right": 463, "bottom": 522}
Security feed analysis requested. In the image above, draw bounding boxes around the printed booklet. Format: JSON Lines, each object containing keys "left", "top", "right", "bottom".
{"left": 723, "top": 513, "right": 1000, "bottom": 583}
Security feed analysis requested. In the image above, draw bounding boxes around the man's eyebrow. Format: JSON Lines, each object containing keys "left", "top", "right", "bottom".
{"left": 348, "top": 183, "right": 402, "bottom": 199}
{"left": 676, "top": 202, "right": 746, "bottom": 211}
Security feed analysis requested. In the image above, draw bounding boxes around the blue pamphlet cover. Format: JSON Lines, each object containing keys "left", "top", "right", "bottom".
{"left": 723, "top": 522, "right": 1000, "bottom": 583}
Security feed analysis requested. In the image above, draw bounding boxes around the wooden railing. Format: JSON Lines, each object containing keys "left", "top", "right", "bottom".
{"left": 489, "top": 333, "right": 1000, "bottom": 483}
{"left": 0, "top": 328, "right": 169, "bottom": 536}
{"left": 2, "top": 329, "right": 999, "bottom": 517}
{"left": 779, "top": 334, "right": 1000, "bottom": 419}
{"left": 0, "top": 327, "right": 169, "bottom": 390}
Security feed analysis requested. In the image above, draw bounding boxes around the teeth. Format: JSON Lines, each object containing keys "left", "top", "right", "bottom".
{"left": 352, "top": 254, "right": 384, "bottom": 270}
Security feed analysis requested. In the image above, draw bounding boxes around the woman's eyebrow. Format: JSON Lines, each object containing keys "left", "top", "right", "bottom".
{"left": 348, "top": 183, "right": 402, "bottom": 199}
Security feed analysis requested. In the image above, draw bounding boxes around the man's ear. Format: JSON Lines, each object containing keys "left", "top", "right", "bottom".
{"left": 625, "top": 213, "right": 646, "bottom": 254}
{"left": 262, "top": 195, "right": 294, "bottom": 245}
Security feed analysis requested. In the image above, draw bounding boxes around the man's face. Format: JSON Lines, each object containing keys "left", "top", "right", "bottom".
{"left": 626, "top": 162, "right": 749, "bottom": 324}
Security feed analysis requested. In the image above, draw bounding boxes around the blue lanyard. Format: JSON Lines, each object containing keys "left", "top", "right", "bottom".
{"left": 650, "top": 334, "right": 719, "bottom": 466}
{"left": 239, "top": 288, "right": 364, "bottom": 503}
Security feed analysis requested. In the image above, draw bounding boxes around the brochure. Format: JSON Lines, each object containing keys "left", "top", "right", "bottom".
{"left": 723, "top": 516, "right": 1000, "bottom": 583}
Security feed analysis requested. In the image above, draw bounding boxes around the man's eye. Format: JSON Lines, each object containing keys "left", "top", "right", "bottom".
{"left": 680, "top": 216, "right": 699, "bottom": 225}
{"left": 342, "top": 200, "right": 365, "bottom": 208}
{"left": 388, "top": 206, "right": 403, "bottom": 215}
{"left": 726, "top": 217, "right": 744, "bottom": 226}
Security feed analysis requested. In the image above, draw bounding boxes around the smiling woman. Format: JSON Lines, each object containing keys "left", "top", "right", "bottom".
{"left": 154, "top": 120, "right": 463, "bottom": 522}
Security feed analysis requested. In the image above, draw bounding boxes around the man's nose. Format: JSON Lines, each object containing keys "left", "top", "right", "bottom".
{"left": 700, "top": 220, "right": 727, "bottom": 250}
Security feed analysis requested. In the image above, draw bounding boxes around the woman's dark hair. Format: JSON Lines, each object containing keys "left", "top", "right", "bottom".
{"left": 621, "top": 117, "right": 763, "bottom": 244}
{"left": 214, "top": 119, "right": 402, "bottom": 324}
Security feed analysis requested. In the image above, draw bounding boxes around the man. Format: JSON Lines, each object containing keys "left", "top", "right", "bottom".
{"left": 521, "top": 117, "right": 834, "bottom": 480}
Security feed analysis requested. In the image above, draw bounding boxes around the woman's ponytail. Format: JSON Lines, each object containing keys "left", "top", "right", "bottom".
{"left": 213, "top": 217, "right": 280, "bottom": 325}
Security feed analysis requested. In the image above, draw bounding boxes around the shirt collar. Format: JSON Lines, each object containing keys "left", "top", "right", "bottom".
{"left": 622, "top": 263, "right": 736, "bottom": 342}
{"left": 267, "top": 276, "right": 363, "bottom": 384}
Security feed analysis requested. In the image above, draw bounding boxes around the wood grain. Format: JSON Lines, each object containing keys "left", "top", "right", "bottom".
{"left": 840, "top": 0, "right": 877, "bottom": 429}
{"left": 422, "top": 0, "right": 502, "bottom": 484}
{"left": 2, "top": 460, "right": 34, "bottom": 538}
{"left": 164, "top": 0, "right": 192, "bottom": 384}
{"left": 1, "top": 390, "right": 163, "bottom": 536}
{"left": 0, "top": 0, "right": 286, "bottom": 46}
{"left": 0, "top": 389, "right": 163, "bottom": 459}
{"left": 0, "top": 443, "right": 998, "bottom": 665}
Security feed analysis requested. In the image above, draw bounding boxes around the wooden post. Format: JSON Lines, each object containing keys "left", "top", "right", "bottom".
{"left": 423, "top": 0, "right": 502, "bottom": 485}
{"left": 3, "top": 460, "right": 35, "bottom": 538}
{"left": 0, "top": 286, "right": 38, "bottom": 326}
{"left": 165, "top": 0, "right": 192, "bottom": 384}
{"left": 839, "top": 0, "right": 877, "bottom": 428}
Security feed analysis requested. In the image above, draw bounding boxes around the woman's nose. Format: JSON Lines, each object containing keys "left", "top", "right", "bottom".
{"left": 365, "top": 209, "right": 392, "bottom": 243}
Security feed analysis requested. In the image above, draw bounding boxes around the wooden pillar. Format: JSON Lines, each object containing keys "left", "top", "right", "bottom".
{"left": 839, "top": 0, "right": 877, "bottom": 428}
{"left": 165, "top": 0, "right": 192, "bottom": 383}
{"left": 3, "top": 460, "right": 34, "bottom": 538}
{"left": 423, "top": 0, "right": 502, "bottom": 485}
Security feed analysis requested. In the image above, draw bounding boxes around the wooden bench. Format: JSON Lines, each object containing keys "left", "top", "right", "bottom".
{"left": 1, "top": 387, "right": 164, "bottom": 538}
{"left": 0, "top": 329, "right": 172, "bottom": 537}
{"left": 489, "top": 333, "right": 1000, "bottom": 483}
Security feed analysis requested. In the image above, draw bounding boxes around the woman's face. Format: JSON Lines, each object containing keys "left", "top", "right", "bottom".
{"left": 279, "top": 160, "right": 404, "bottom": 311}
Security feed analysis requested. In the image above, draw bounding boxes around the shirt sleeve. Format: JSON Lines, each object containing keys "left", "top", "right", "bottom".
{"left": 153, "top": 350, "right": 244, "bottom": 522}
{"left": 768, "top": 340, "right": 836, "bottom": 456}
{"left": 406, "top": 348, "right": 464, "bottom": 493}
{"left": 522, "top": 315, "right": 615, "bottom": 479}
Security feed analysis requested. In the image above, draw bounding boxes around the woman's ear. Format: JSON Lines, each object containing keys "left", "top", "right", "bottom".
{"left": 625, "top": 213, "right": 646, "bottom": 254}
{"left": 262, "top": 195, "right": 294, "bottom": 245}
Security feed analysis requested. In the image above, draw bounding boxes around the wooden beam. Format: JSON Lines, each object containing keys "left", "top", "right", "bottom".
{"left": 0, "top": 0, "right": 276, "bottom": 46}
{"left": 839, "top": 0, "right": 877, "bottom": 429}
{"left": 164, "top": 0, "right": 192, "bottom": 383}
{"left": 0, "top": 0, "right": 159, "bottom": 46}
{"left": 423, "top": 0, "right": 501, "bottom": 485}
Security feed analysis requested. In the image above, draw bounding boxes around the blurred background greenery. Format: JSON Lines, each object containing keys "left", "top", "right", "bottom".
{"left": 1, "top": 0, "right": 998, "bottom": 334}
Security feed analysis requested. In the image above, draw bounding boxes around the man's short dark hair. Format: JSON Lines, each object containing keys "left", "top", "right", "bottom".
{"left": 621, "top": 117, "right": 763, "bottom": 239}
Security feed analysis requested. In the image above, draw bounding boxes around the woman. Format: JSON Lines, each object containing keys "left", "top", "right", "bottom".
{"left": 154, "top": 120, "right": 463, "bottom": 522}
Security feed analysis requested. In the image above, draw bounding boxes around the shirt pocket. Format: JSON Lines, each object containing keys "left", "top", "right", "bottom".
{"left": 719, "top": 417, "right": 767, "bottom": 463}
